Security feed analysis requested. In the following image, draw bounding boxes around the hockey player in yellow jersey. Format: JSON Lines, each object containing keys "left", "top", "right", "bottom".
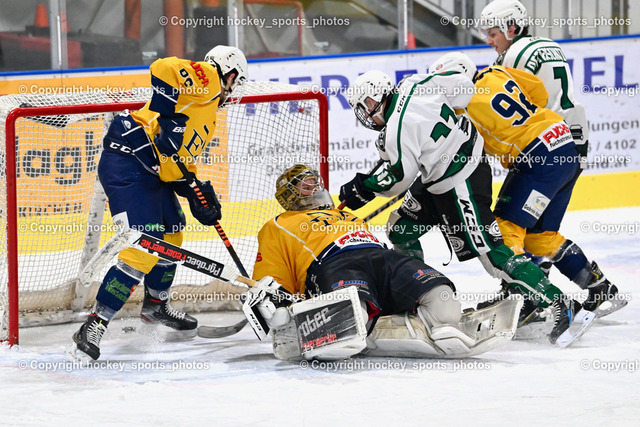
{"left": 476, "top": 0, "right": 625, "bottom": 319}
{"left": 244, "top": 164, "right": 521, "bottom": 361}
{"left": 69, "top": 46, "right": 248, "bottom": 361}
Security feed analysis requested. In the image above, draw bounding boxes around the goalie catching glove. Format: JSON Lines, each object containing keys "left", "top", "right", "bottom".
{"left": 172, "top": 175, "right": 222, "bottom": 225}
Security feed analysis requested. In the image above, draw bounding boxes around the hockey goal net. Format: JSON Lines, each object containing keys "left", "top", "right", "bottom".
{"left": 0, "top": 82, "right": 328, "bottom": 345}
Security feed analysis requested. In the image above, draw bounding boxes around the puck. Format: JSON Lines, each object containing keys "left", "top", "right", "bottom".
{"left": 122, "top": 326, "right": 136, "bottom": 333}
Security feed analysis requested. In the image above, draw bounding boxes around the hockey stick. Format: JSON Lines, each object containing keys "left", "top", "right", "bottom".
{"left": 362, "top": 190, "right": 407, "bottom": 223}
{"left": 172, "top": 155, "right": 249, "bottom": 277}
{"left": 337, "top": 159, "right": 385, "bottom": 210}
{"left": 130, "top": 229, "right": 301, "bottom": 338}
{"left": 171, "top": 156, "right": 254, "bottom": 337}
{"left": 79, "top": 228, "right": 295, "bottom": 337}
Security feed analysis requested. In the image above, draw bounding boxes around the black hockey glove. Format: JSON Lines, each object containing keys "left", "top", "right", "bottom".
{"left": 339, "top": 173, "right": 376, "bottom": 210}
{"left": 173, "top": 178, "right": 222, "bottom": 225}
{"left": 154, "top": 116, "right": 187, "bottom": 157}
{"left": 570, "top": 125, "right": 588, "bottom": 169}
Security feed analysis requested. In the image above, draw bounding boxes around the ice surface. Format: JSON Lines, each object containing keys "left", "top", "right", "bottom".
{"left": 2, "top": 207, "right": 639, "bottom": 426}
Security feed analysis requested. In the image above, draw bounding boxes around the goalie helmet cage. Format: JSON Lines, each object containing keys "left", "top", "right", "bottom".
{"left": 0, "top": 82, "right": 329, "bottom": 345}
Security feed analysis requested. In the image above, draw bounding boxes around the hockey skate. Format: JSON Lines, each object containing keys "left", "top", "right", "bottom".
{"left": 476, "top": 284, "right": 550, "bottom": 340}
{"left": 583, "top": 262, "right": 628, "bottom": 317}
{"left": 140, "top": 289, "right": 198, "bottom": 334}
{"left": 67, "top": 313, "right": 109, "bottom": 362}
{"left": 549, "top": 297, "right": 595, "bottom": 348}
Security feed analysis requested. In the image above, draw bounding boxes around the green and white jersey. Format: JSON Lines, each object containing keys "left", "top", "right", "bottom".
{"left": 498, "top": 35, "right": 589, "bottom": 148}
{"left": 365, "top": 73, "right": 484, "bottom": 196}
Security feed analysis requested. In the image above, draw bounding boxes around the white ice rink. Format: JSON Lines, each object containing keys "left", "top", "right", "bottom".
{"left": 2, "top": 207, "right": 639, "bottom": 426}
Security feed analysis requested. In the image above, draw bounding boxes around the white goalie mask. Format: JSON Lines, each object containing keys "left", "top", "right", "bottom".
{"left": 275, "top": 164, "right": 334, "bottom": 211}
{"left": 478, "top": 0, "right": 528, "bottom": 40}
{"left": 204, "top": 45, "right": 248, "bottom": 95}
{"left": 428, "top": 52, "right": 478, "bottom": 82}
{"left": 348, "top": 70, "right": 394, "bottom": 131}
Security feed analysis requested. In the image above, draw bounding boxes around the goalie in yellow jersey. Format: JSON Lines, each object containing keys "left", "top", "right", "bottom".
{"left": 69, "top": 46, "right": 248, "bottom": 362}
{"left": 242, "top": 164, "right": 522, "bottom": 361}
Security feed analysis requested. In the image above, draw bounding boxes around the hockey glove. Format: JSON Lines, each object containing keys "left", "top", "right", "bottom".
{"left": 174, "top": 178, "right": 222, "bottom": 226}
{"left": 339, "top": 173, "right": 376, "bottom": 210}
{"left": 570, "top": 125, "right": 589, "bottom": 168}
{"left": 154, "top": 116, "right": 187, "bottom": 157}
{"left": 189, "top": 179, "right": 222, "bottom": 225}
{"left": 242, "top": 276, "right": 292, "bottom": 340}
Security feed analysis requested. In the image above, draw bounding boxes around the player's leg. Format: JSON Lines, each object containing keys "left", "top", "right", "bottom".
{"left": 493, "top": 145, "right": 595, "bottom": 343}
{"left": 71, "top": 146, "right": 164, "bottom": 360}
{"left": 524, "top": 177, "right": 627, "bottom": 316}
{"left": 140, "top": 189, "right": 198, "bottom": 330}
{"left": 386, "top": 178, "right": 438, "bottom": 261}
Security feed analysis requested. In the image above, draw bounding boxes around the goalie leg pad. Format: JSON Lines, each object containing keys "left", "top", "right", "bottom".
{"left": 366, "top": 291, "right": 523, "bottom": 359}
{"left": 418, "top": 285, "right": 461, "bottom": 326}
{"left": 457, "top": 297, "right": 523, "bottom": 356}
{"left": 365, "top": 313, "right": 443, "bottom": 358}
{"left": 271, "top": 286, "right": 368, "bottom": 361}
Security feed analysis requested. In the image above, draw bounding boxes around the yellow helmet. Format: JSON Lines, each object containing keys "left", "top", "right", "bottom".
{"left": 275, "top": 164, "right": 334, "bottom": 211}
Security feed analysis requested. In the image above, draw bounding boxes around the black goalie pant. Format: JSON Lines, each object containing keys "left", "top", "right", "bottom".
{"left": 397, "top": 162, "right": 503, "bottom": 261}
{"left": 306, "top": 247, "right": 454, "bottom": 318}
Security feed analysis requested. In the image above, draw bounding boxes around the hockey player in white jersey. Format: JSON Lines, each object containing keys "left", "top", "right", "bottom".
{"left": 478, "top": 0, "right": 625, "bottom": 317}
{"left": 339, "top": 70, "right": 583, "bottom": 345}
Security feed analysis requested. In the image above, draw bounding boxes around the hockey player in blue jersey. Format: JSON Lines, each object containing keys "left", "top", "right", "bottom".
{"left": 69, "top": 46, "right": 248, "bottom": 361}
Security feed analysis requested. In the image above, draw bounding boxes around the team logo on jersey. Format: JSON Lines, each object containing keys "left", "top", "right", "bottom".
{"left": 522, "top": 190, "right": 550, "bottom": 219}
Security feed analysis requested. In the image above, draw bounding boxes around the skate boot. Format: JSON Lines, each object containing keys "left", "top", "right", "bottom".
{"left": 549, "top": 296, "right": 595, "bottom": 347}
{"left": 140, "top": 289, "right": 198, "bottom": 331}
{"left": 476, "top": 281, "right": 509, "bottom": 310}
{"left": 71, "top": 313, "right": 109, "bottom": 361}
{"left": 583, "top": 261, "right": 627, "bottom": 317}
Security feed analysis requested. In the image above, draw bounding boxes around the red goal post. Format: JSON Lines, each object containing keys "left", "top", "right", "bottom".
{"left": 0, "top": 83, "right": 328, "bottom": 345}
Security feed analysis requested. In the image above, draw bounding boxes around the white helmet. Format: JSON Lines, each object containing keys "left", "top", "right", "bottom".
{"left": 348, "top": 70, "right": 394, "bottom": 131}
{"left": 428, "top": 52, "right": 478, "bottom": 81}
{"left": 275, "top": 164, "right": 334, "bottom": 211}
{"left": 204, "top": 45, "right": 248, "bottom": 94}
{"left": 478, "top": 0, "right": 528, "bottom": 40}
